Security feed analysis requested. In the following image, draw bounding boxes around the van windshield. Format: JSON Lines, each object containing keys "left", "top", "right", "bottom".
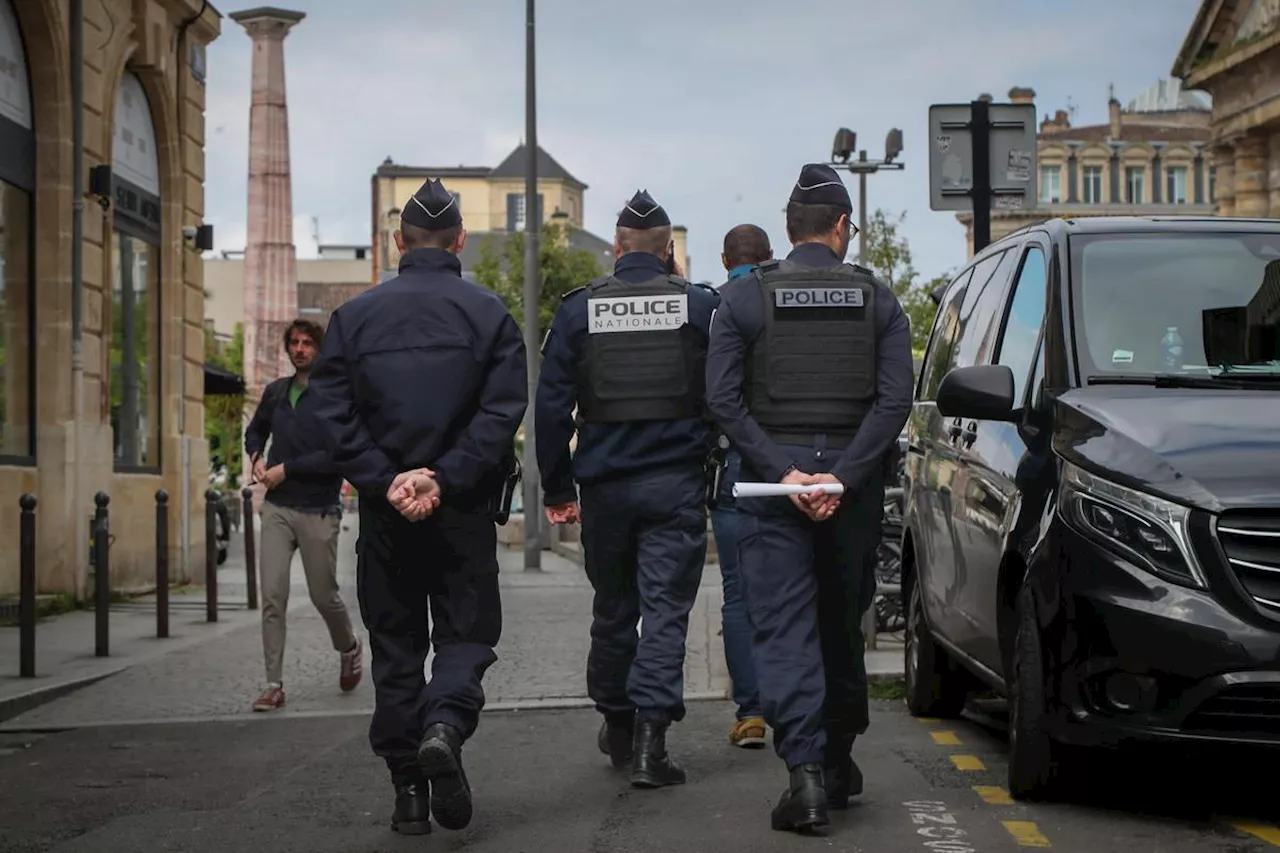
{"left": 1070, "top": 231, "right": 1280, "bottom": 377}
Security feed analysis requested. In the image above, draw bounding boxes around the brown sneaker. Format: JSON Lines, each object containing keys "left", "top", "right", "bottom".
{"left": 340, "top": 636, "right": 364, "bottom": 692}
{"left": 729, "top": 717, "right": 767, "bottom": 748}
{"left": 253, "top": 684, "right": 285, "bottom": 711}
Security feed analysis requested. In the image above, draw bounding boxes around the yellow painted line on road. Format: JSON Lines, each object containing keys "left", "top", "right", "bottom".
{"left": 1231, "top": 821, "right": 1280, "bottom": 845}
{"left": 1002, "top": 821, "right": 1051, "bottom": 847}
{"left": 916, "top": 717, "right": 941, "bottom": 723}
{"left": 973, "top": 785, "right": 1013, "bottom": 805}
{"left": 930, "top": 730, "right": 962, "bottom": 745}
{"left": 950, "top": 754, "right": 985, "bottom": 771}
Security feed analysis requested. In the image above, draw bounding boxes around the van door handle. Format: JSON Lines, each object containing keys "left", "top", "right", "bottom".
{"left": 947, "top": 418, "right": 962, "bottom": 442}
{"left": 961, "top": 421, "right": 978, "bottom": 444}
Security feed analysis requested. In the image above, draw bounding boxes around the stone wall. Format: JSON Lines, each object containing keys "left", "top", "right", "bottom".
{"left": 0, "top": 0, "right": 221, "bottom": 598}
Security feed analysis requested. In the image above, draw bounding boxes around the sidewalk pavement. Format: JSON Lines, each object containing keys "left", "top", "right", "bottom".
{"left": 1, "top": 514, "right": 904, "bottom": 730}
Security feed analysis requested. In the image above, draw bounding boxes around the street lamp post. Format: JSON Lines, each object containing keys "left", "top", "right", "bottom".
{"left": 827, "top": 127, "right": 905, "bottom": 265}
{"left": 521, "top": 0, "right": 541, "bottom": 571}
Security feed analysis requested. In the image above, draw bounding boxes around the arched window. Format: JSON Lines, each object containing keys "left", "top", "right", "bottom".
{"left": 110, "top": 70, "right": 162, "bottom": 470}
{"left": 0, "top": 0, "right": 35, "bottom": 463}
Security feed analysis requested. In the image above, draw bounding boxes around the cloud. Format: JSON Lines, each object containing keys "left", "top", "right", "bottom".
{"left": 202, "top": 0, "right": 1204, "bottom": 283}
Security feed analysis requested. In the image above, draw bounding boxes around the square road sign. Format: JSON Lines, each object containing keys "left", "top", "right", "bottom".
{"left": 928, "top": 102, "right": 1039, "bottom": 213}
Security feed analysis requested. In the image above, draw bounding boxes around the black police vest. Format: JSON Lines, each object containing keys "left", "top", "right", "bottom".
{"left": 576, "top": 273, "right": 703, "bottom": 423}
{"left": 744, "top": 259, "right": 877, "bottom": 439}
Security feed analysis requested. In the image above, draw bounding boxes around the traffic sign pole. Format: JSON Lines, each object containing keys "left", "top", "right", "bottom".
{"left": 971, "top": 99, "right": 991, "bottom": 253}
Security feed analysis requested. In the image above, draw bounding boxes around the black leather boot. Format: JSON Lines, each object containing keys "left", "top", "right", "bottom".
{"left": 630, "top": 720, "right": 686, "bottom": 788}
{"left": 390, "top": 776, "right": 431, "bottom": 835}
{"left": 598, "top": 712, "right": 635, "bottom": 769}
{"left": 417, "top": 723, "right": 472, "bottom": 831}
{"left": 771, "top": 764, "right": 829, "bottom": 832}
{"left": 825, "top": 735, "right": 863, "bottom": 808}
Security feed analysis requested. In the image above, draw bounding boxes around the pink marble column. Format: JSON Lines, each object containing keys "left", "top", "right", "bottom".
{"left": 230, "top": 7, "right": 304, "bottom": 402}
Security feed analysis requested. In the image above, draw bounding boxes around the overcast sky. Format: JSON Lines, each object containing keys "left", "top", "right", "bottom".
{"left": 202, "top": 0, "right": 1204, "bottom": 285}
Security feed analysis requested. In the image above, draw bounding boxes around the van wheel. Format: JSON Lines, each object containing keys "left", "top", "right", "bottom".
{"left": 904, "top": 579, "right": 968, "bottom": 718}
{"left": 1007, "top": 584, "right": 1062, "bottom": 800}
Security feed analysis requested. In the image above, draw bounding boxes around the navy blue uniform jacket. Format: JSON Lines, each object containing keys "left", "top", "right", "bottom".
{"left": 307, "top": 247, "right": 529, "bottom": 501}
{"left": 535, "top": 251, "right": 721, "bottom": 507}
{"left": 705, "top": 242, "right": 914, "bottom": 491}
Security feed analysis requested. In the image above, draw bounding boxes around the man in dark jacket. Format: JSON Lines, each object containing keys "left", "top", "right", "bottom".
{"left": 244, "top": 318, "right": 362, "bottom": 712}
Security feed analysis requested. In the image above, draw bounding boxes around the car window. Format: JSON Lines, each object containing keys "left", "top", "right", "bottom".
{"left": 918, "top": 268, "right": 971, "bottom": 400}
{"left": 995, "top": 246, "right": 1048, "bottom": 404}
{"left": 1069, "top": 231, "right": 1280, "bottom": 376}
{"left": 953, "top": 249, "right": 1018, "bottom": 369}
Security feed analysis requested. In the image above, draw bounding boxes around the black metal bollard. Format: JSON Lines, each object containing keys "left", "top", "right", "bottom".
{"left": 19, "top": 493, "right": 36, "bottom": 677}
{"left": 242, "top": 487, "right": 258, "bottom": 610}
{"left": 155, "top": 489, "right": 169, "bottom": 638}
{"left": 204, "top": 489, "right": 218, "bottom": 623}
{"left": 94, "top": 491, "right": 110, "bottom": 657}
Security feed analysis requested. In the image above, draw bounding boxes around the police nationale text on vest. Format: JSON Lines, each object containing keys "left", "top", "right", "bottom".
{"left": 588, "top": 295, "right": 690, "bottom": 333}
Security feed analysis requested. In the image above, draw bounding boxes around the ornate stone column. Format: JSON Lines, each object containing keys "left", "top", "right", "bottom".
{"left": 230, "top": 7, "right": 305, "bottom": 402}
{"left": 1213, "top": 143, "right": 1236, "bottom": 216}
{"left": 1233, "top": 132, "right": 1269, "bottom": 217}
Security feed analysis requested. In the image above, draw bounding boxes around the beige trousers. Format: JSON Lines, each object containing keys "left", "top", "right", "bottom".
{"left": 259, "top": 500, "right": 357, "bottom": 684}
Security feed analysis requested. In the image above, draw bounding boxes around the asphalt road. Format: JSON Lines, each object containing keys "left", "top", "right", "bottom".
{"left": 2, "top": 696, "right": 1279, "bottom": 852}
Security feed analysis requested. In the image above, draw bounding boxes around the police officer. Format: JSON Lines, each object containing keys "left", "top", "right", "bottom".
{"left": 307, "top": 177, "right": 528, "bottom": 836}
{"left": 704, "top": 164, "right": 914, "bottom": 832}
{"left": 535, "top": 189, "right": 719, "bottom": 789}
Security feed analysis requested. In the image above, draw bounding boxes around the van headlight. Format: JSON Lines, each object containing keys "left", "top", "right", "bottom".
{"left": 1057, "top": 461, "right": 1207, "bottom": 589}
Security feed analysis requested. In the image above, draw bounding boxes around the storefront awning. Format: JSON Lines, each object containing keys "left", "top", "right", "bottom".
{"left": 204, "top": 362, "right": 245, "bottom": 396}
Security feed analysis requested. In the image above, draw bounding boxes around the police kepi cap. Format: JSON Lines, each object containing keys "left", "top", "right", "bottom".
{"left": 616, "top": 189, "right": 671, "bottom": 229}
{"left": 789, "top": 163, "right": 852, "bottom": 213}
{"left": 401, "top": 178, "right": 462, "bottom": 231}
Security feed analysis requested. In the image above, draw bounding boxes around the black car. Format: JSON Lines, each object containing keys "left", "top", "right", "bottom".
{"left": 900, "top": 215, "right": 1280, "bottom": 800}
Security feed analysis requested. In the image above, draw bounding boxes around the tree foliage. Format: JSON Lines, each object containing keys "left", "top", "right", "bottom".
{"left": 471, "top": 222, "right": 605, "bottom": 344}
{"left": 860, "top": 208, "right": 946, "bottom": 358}
{"left": 204, "top": 322, "right": 245, "bottom": 483}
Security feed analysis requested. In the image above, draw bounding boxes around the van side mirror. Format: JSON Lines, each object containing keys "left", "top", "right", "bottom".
{"left": 936, "top": 364, "right": 1017, "bottom": 422}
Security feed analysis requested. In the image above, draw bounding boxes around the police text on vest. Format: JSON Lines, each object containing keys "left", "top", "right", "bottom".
{"left": 587, "top": 295, "right": 689, "bottom": 333}
{"left": 774, "top": 288, "right": 864, "bottom": 308}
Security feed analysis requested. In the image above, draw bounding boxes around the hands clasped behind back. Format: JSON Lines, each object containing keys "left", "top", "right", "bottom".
{"left": 780, "top": 469, "right": 843, "bottom": 522}
{"left": 386, "top": 468, "right": 442, "bottom": 521}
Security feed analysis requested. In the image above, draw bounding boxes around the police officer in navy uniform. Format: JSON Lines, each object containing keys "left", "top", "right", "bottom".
{"left": 536, "top": 189, "right": 720, "bottom": 788}
{"left": 307, "top": 177, "right": 528, "bottom": 836}
{"left": 705, "top": 164, "right": 914, "bottom": 832}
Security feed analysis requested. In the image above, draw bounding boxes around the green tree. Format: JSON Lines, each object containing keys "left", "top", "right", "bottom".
{"left": 204, "top": 322, "right": 245, "bottom": 483}
{"left": 472, "top": 221, "right": 604, "bottom": 343}
{"left": 860, "top": 208, "right": 944, "bottom": 358}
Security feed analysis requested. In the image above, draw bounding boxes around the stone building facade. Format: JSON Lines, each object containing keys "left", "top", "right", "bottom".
{"left": 203, "top": 245, "right": 373, "bottom": 338}
{"left": 1173, "top": 0, "right": 1280, "bottom": 218}
{"left": 957, "top": 82, "right": 1217, "bottom": 256}
{"left": 0, "top": 0, "right": 221, "bottom": 598}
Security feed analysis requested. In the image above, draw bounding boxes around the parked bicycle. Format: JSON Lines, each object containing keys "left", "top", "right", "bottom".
{"left": 874, "top": 436, "right": 908, "bottom": 634}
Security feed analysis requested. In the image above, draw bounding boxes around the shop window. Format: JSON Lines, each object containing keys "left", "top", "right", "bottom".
{"left": 110, "top": 231, "right": 161, "bottom": 469}
{"left": 0, "top": 182, "right": 34, "bottom": 461}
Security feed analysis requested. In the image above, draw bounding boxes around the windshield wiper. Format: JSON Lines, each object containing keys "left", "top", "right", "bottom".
{"left": 1087, "top": 373, "right": 1279, "bottom": 388}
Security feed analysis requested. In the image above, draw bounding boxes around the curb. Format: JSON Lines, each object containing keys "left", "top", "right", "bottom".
{"left": 0, "top": 670, "right": 125, "bottom": 725}
{"left": 0, "top": 679, "right": 909, "bottom": 733}
{"left": 0, "top": 602, "right": 264, "bottom": 727}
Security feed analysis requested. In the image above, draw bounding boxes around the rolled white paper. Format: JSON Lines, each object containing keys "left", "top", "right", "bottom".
{"left": 732, "top": 482, "right": 845, "bottom": 498}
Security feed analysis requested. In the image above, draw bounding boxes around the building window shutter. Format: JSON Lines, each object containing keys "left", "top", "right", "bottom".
{"left": 536, "top": 194, "right": 544, "bottom": 226}
{"left": 506, "top": 193, "right": 518, "bottom": 231}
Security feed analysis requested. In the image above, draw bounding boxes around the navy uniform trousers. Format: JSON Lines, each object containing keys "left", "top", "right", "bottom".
{"left": 734, "top": 442, "right": 885, "bottom": 769}
{"left": 356, "top": 499, "right": 503, "bottom": 780}
{"left": 579, "top": 462, "right": 708, "bottom": 726}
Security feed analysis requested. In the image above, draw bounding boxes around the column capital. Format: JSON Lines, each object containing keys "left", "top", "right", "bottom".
{"left": 229, "top": 7, "right": 305, "bottom": 39}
